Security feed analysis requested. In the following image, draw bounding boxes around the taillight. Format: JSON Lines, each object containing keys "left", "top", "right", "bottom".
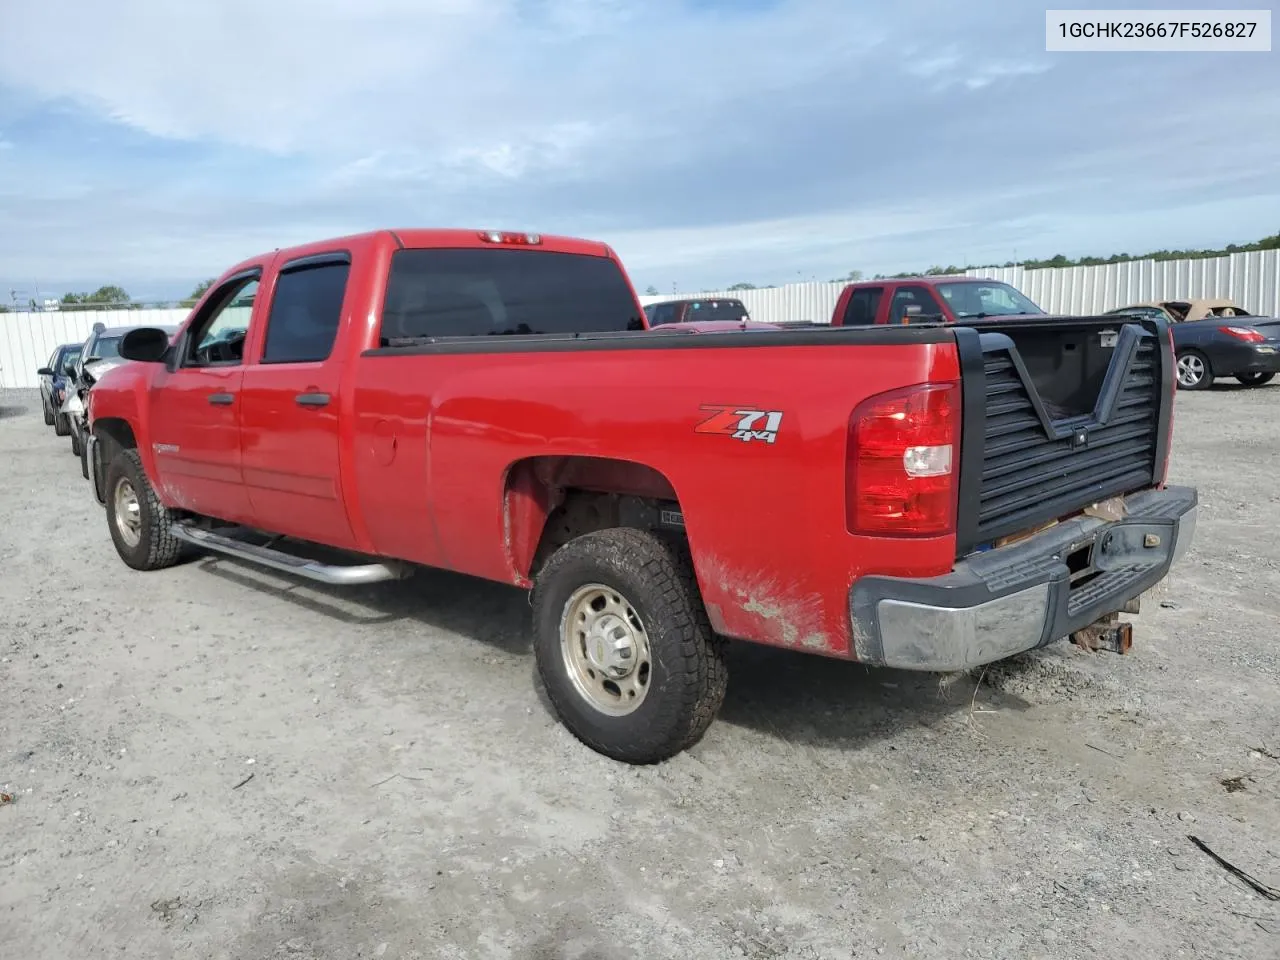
{"left": 1220, "top": 324, "right": 1264, "bottom": 342}
{"left": 847, "top": 382, "right": 960, "bottom": 537}
{"left": 478, "top": 230, "right": 542, "bottom": 245}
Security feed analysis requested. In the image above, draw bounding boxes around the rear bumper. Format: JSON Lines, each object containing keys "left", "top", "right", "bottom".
{"left": 1215, "top": 342, "right": 1280, "bottom": 376}
{"left": 849, "top": 485, "right": 1198, "bottom": 671}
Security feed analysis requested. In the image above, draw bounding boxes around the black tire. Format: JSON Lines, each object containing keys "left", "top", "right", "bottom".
{"left": 1176, "top": 349, "right": 1212, "bottom": 390}
{"left": 42, "top": 396, "right": 55, "bottom": 426}
{"left": 1236, "top": 372, "right": 1275, "bottom": 386}
{"left": 79, "top": 436, "right": 91, "bottom": 480}
{"left": 531, "top": 527, "right": 727, "bottom": 764}
{"left": 70, "top": 424, "right": 82, "bottom": 457}
{"left": 104, "top": 448, "right": 187, "bottom": 571}
{"left": 53, "top": 412, "right": 71, "bottom": 437}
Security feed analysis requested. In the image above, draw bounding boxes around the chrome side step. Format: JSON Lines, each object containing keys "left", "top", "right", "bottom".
{"left": 170, "top": 524, "right": 412, "bottom": 586}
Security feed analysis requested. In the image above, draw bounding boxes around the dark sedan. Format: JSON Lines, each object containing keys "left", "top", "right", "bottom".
{"left": 37, "top": 342, "right": 84, "bottom": 434}
{"left": 1106, "top": 302, "right": 1280, "bottom": 390}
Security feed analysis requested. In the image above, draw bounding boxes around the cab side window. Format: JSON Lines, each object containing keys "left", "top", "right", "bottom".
{"left": 841, "top": 287, "right": 883, "bottom": 325}
{"left": 181, "top": 275, "right": 260, "bottom": 367}
{"left": 261, "top": 256, "right": 351, "bottom": 364}
{"left": 889, "top": 285, "right": 944, "bottom": 324}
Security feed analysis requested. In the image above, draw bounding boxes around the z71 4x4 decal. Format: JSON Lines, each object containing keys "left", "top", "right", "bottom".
{"left": 694, "top": 406, "right": 784, "bottom": 444}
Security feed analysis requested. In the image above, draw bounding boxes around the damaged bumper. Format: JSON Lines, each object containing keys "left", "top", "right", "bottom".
{"left": 849, "top": 485, "right": 1198, "bottom": 671}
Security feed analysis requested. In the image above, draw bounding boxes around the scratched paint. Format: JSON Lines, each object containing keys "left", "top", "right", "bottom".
{"left": 696, "top": 553, "right": 839, "bottom": 654}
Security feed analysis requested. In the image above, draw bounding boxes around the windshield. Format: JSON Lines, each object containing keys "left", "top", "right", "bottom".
{"left": 91, "top": 336, "right": 123, "bottom": 360}
{"left": 934, "top": 281, "right": 1044, "bottom": 318}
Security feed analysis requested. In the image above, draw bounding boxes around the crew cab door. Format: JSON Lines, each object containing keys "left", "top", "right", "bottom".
{"left": 239, "top": 252, "right": 357, "bottom": 550}
{"left": 148, "top": 270, "right": 260, "bottom": 523}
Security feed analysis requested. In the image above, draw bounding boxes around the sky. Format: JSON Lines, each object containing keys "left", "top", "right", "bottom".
{"left": 0, "top": 0, "right": 1277, "bottom": 303}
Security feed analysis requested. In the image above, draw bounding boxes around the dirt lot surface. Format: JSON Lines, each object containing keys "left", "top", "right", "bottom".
{"left": 2, "top": 384, "right": 1278, "bottom": 960}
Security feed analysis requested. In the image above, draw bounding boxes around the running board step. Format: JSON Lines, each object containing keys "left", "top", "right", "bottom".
{"left": 170, "top": 524, "right": 412, "bottom": 586}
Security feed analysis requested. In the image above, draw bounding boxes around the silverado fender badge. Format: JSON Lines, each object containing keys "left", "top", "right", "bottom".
{"left": 694, "top": 405, "right": 784, "bottom": 444}
{"left": 153, "top": 442, "right": 180, "bottom": 454}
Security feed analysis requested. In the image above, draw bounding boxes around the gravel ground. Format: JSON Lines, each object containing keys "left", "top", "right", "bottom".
{"left": 1, "top": 383, "right": 1278, "bottom": 960}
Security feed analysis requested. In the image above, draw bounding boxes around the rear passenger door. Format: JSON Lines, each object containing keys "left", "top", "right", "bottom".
{"left": 239, "top": 252, "right": 357, "bottom": 550}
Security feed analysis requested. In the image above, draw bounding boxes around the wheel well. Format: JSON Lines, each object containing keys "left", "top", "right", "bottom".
{"left": 503, "top": 455, "right": 686, "bottom": 580}
{"left": 93, "top": 417, "right": 137, "bottom": 460}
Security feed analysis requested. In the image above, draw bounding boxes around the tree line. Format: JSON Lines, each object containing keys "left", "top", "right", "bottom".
{"left": 681, "top": 230, "right": 1280, "bottom": 290}
{"left": 6, "top": 231, "right": 1277, "bottom": 312}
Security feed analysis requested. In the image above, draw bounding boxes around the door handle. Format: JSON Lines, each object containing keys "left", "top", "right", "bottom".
{"left": 295, "top": 392, "right": 331, "bottom": 408}
{"left": 208, "top": 393, "right": 234, "bottom": 406}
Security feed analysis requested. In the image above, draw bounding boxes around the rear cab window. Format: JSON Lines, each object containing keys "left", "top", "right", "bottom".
{"left": 379, "top": 248, "right": 644, "bottom": 343}
{"left": 683, "top": 300, "right": 748, "bottom": 322}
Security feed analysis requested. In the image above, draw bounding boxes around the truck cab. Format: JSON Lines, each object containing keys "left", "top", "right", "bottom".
{"left": 831, "top": 276, "right": 1046, "bottom": 326}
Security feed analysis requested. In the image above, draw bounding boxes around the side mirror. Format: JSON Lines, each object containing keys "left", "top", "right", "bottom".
{"left": 37, "top": 366, "right": 55, "bottom": 377}
{"left": 119, "top": 327, "right": 171, "bottom": 363}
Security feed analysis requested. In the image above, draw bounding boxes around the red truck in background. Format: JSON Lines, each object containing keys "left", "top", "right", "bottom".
{"left": 85, "top": 228, "right": 1197, "bottom": 763}
{"left": 830, "top": 275, "right": 1047, "bottom": 326}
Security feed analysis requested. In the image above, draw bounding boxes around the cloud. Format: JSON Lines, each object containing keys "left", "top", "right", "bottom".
{"left": 0, "top": 0, "right": 1277, "bottom": 295}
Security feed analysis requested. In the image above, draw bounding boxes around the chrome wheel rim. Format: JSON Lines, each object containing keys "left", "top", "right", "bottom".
{"left": 559, "top": 583, "right": 652, "bottom": 717}
{"left": 113, "top": 477, "right": 143, "bottom": 548}
{"left": 1177, "top": 354, "right": 1205, "bottom": 387}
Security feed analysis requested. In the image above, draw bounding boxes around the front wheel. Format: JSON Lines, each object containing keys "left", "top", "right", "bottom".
{"left": 42, "top": 396, "right": 55, "bottom": 426}
{"left": 1236, "top": 372, "right": 1275, "bottom": 386}
{"left": 531, "top": 527, "right": 727, "bottom": 764}
{"left": 104, "top": 449, "right": 188, "bottom": 571}
{"left": 69, "top": 421, "right": 83, "bottom": 457}
{"left": 1176, "top": 350, "right": 1212, "bottom": 390}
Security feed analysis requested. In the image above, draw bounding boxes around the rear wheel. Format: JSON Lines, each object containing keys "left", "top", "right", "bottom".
{"left": 1176, "top": 350, "right": 1212, "bottom": 390}
{"left": 53, "top": 412, "right": 71, "bottom": 437}
{"left": 1236, "top": 372, "right": 1275, "bottom": 386}
{"left": 104, "top": 449, "right": 187, "bottom": 571}
{"left": 531, "top": 527, "right": 727, "bottom": 764}
{"left": 42, "top": 396, "right": 54, "bottom": 426}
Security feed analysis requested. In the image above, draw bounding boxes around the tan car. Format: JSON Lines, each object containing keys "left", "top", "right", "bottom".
{"left": 1106, "top": 298, "right": 1280, "bottom": 389}
{"left": 1105, "top": 298, "right": 1255, "bottom": 325}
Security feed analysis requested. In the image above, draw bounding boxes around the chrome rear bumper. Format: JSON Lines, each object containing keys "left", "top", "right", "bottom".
{"left": 849, "top": 485, "right": 1198, "bottom": 671}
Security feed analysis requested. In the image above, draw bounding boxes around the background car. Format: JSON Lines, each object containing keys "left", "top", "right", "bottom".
{"left": 62, "top": 323, "right": 178, "bottom": 462}
{"left": 1107, "top": 299, "right": 1280, "bottom": 389}
{"left": 37, "top": 342, "right": 83, "bottom": 433}
{"left": 643, "top": 297, "right": 751, "bottom": 326}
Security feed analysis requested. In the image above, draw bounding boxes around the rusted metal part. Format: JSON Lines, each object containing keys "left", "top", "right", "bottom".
{"left": 1071, "top": 613, "right": 1133, "bottom": 654}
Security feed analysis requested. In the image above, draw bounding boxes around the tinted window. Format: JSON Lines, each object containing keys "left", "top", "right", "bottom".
{"left": 380, "top": 249, "right": 643, "bottom": 342}
{"left": 647, "top": 302, "right": 679, "bottom": 326}
{"left": 842, "top": 287, "right": 883, "bottom": 325}
{"left": 683, "top": 299, "right": 747, "bottom": 322}
{"left": 263, "top": 262, "right": 350, "bottom": 363}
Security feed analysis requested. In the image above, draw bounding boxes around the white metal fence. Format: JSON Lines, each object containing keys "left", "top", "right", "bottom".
{"left": 0, "top": 308, "right": 188, "bottom": 388}
{"left": 3, "top": 249, "right": 1277, "bottom": 387}
{"left": 638, "top": 249, "right": 1280, "bottom": 327}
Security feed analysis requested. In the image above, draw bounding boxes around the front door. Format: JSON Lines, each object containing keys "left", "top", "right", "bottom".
{"left": 239, "top": 252, "right": 357, "bottom": 550}
{"left": 148, "top": 272, "right": 261, "bottom": 524}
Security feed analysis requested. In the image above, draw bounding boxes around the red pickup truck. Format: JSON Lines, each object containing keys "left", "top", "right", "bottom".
{"left": 830, "top": 275, "right": 1047, "bottom": 326}
{"left": 85, "top": 229, "right": 1197, "bottom": 763}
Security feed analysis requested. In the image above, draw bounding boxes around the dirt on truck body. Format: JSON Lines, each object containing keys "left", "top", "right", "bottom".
{"left": 83, "top": 227, "right": 1196, "bottom": 763}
